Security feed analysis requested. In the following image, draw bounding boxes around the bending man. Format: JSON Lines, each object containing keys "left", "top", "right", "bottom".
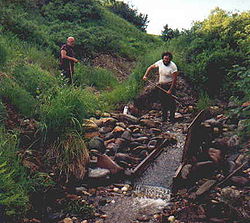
{"left": 143, "top": 52, "right": 178, "bottom": 122}
{"left": 60, "top": 37, "right": 79, "bottom": 83}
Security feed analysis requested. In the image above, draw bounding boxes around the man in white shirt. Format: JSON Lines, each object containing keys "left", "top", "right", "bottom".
{"left": 143, "top": 52, "right": 178, "bottom": 122}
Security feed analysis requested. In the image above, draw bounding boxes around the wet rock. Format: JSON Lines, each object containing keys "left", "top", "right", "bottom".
{"left": 83, "top": 120, "right": 99, "bottom": 132}
{"left": 203, "top": 118, "right": 222, "bottom": 127}
{"left": 195, "top": 179, "right": 216, "bottom": 196}
{"left": 131, "top": 145, "right": 148, "bottom": 154}
{"left": 147, "top": 140, "right": 158, "bottom": 150}
{"left": 215, "top": 135, "right": 240, "bottom": 149}
{"left": 75, "top": 187, "right": 87, "bottom": 193}
{"left": 136, "top": 215, "right": 150, "bottom": 222}
{"left": 150, "top": 128, "right": 161, "bottom": 134}
{"left": 104, "top": 132, "right": 115, "bottom": 140}
{"left": 132, "top": 128, "right": 141, "bottom": 133}
{"left": 175, "top": 112, "right": 184, "bottom": 120}
{"left": 99, "top": 126, "right": 113, "bottom": 134}
{"left": 63, "top": 218, "right": 73, "bottom": 223}
{"left": 116, "top": 122, "right": 127, "bottom": 129}
{"left": 231, "top": 176, "right": 249, "bottom": 186}
{"left": 134, "top": 136, "right": 149, "bottom": 143}
{"left": 130, "top": 141, "right": 143, "bottom": 148}
{"left": 97, "top": 154, "right": 123, "bottom": 174}
{"left": 112, "top": 126, "right": 125, "bottom": 137}
{"left": 132, "top": 133, "right": 144, "bottom": 138}
{"left": 114, "top": 153, "right": 139, "bottom": 164}
{"left": 128, "top": 124, "right": 141, "bottom": 130}
{"left": 121, "top": 131, "right": 132, "bottom": 141}
{"left": 88, "top": 168, "right": 110, "bottom": 178}
{"left": 101, "top": 117, "right": 117, "bottom": 126}
{"left": 140, "top": 119, "right": 159, "bottom": 128}
{"left": 120, "top": 114, "right": 139, "bottom": 123}
{"left": 84, "top": 131, "right": 100, "bottom": 139}
{"left": 88, "top": 137, "right": 106, "bottom": 154}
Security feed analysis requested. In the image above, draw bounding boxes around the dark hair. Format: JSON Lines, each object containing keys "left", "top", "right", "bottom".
{"left": 161, "top": 52, "right": 173, "bottom": 60}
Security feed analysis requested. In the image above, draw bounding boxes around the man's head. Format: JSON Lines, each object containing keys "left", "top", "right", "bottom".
{"left": 67, "top": 37, "right": 75, "bottom": 47}
{"left": 161, "top": 52, "right": 173, "bottom": 66}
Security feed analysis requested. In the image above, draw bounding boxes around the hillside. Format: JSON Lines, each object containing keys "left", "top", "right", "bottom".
{"left": 0, "top": 1, "right": 249, "bottom": 222}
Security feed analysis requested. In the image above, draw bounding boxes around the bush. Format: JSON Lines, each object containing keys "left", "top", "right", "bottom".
{"left": 74, "top": 64, "right": 118, "bottom": 90}
{"left": 196, "top": 91, "right": 212, "bottom": 110}
{"left": 0, "top": 77, "right": 37, "bottom": 117}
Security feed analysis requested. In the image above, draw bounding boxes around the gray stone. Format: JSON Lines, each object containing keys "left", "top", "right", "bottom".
{"left": 88, "top": 137, "right": 106, "bottom": 154}
{"left": 121, "top": 131, "right": 132, "bottom": 141}
{"left": 88, "top": 168, "right": 110, "bottom": 178}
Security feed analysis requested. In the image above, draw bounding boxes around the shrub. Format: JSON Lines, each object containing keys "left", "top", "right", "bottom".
{"left": 0, "top": 77, "right": 37, "bottom": 117}
{"left": 0, "top": 101, "right": 6, "bottom": 126}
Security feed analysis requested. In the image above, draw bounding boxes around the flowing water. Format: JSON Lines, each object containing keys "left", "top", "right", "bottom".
{"left": 100, "top": 121, "right": 188, "bottom": 223}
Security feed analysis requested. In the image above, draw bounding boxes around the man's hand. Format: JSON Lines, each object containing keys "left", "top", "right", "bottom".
{"left": 167, "top": 89, "right": 172, "bottom": 94}
{"left": 142, "top": 75, "right": 147, "bottom": 81}
{"left": 72, "top": 58, "right": 79, "bottom": 63}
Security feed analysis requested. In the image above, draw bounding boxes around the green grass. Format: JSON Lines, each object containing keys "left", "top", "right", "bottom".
{"left": 74, "top": 63, "right": 118, "bottom": 90}
{"left": 196, "top": 91, "right": 212, "bottom": 110}
{"left": 40, "top": 86, "right": 103, "bottom": 138}
{"left": 0, "top": 77, "right": 37, "bottom": 117}
{"left": 0, "top": 128, "right": 30, "bottom": 219}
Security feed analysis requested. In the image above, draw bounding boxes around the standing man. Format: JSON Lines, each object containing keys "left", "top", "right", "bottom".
{"left": 143, "top": 52, "right": 178, "bottom": 122}
{"left": 60, "top": 37, "right": 79, "bottom": 84}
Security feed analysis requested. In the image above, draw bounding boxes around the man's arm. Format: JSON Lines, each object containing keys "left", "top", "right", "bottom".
{"left": 143, "top": 64, "right": 158, "bottom": 80}
{"left": 168, "top": 71, "right": 179, "bottom": 94}
{"left": 61, "top": 50, "right": 78, "bottom": 63}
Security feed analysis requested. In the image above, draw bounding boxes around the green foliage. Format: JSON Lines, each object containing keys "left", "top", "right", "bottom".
{"left": 74, "top": 64, "right": 118, "bottom": 90}
{"left": 0, "top": 101, "right": 6, "bottom": 126}
{"left": 48, "top": 132, "right": 90, "bottom": 181}
{"left": 0, "top": 128, "right": 30, "bottom": 219}
{"left": 12, "top": 64, "right": 59, "bottom": 97}
{"left": 40, "top": 87, "right": 101, "bottom": 137}
{"left": 104, "top": 0, "right": 149, "bottom": 31}
{"left": 65, "top": 199, "right": 94, "bottom": 219}
{"left": 0, "top": 44, "right": 7, "bottom": 67}
{"left": 165, "top": 8, "right": 250, "bottom": 99}
{"left": 196, "top": 91, "right": 212, "bottom": 110}
{"left": 0, "top": 77, "right": 37, "bottom": 117}
{"left": 161, "top": 24, "right": 180, "bottom": 41}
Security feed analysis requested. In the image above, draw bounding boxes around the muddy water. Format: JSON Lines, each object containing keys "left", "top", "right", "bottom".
{"left": 100, "top": 121, "right": 188, "bottom": 223}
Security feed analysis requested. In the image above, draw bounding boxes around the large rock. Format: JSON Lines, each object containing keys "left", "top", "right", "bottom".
{"left": 140, "top": 119, "right": 160, "bottom": 128}
{"left": 88, "top": 168, "right": 110, "bottom": 178}
{"left": 88, "top": 137, "right": 106, "bottom": 154}
{"left": 97, "top": 154, "right": 123, "bottom": 174}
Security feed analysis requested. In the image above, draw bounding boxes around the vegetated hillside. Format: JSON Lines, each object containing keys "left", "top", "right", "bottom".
{"left": 0, "top": 0, "right": 160, "bottom": 60}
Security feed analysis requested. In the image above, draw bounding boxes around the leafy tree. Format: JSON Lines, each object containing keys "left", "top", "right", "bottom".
{"left": 104, "top": 0, "right": 149, "bottom": 32}
{"left": 161, "top": 24, "right": 180, "bottom": 41}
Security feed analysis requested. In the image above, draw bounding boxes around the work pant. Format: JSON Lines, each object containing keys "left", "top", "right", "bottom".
{"left": 159, "top": 83, "right": 176, "bottom": 121}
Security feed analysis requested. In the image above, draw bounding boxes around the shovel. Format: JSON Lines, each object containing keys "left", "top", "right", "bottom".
{"left": 146, "top": 79, "right": 184, "bottom": 108}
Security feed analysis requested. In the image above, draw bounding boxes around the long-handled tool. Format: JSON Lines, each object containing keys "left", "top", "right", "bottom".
{"left": 146, "top": 79, "right": 184, "bottom": 108}
{"left": 69, "top": 62, "right": 73, "bottom": 85}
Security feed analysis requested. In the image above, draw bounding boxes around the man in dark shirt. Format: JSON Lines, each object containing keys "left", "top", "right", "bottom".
{"left": 60, "top": 37, "right": 79, "bottom": 83}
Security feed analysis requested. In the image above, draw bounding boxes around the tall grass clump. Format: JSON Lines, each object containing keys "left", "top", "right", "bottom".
{"left": 0, "top": 44, "right": 7, "bottom": 67}
{"left": 196, "top": 91, "right": 212, "bottom": 110}
{"left": 41, "top": 87, "right": 101, "bottom": 138}
{"left": 74, "top": 64, "right": 118, "bottom": 90}
{"left": 47, "top": 132, "right": 90, "bottom": 181}
{"left": 12, "top": 64, "right": 59, "bottom": 97}
{"left": 0, "top": 128, "right": 30, "bottom": 220}
{"left": 0, "top": 77, "right": 37, "bottom": 117}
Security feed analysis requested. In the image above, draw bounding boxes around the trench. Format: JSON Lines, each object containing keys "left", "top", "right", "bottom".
{"left": 100, "top": 120, "right": 188, "bottom": 223}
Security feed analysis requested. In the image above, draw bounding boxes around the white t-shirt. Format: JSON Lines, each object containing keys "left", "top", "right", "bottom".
{"left": 154, "top": 60, "right": 178, "bottom": 84}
